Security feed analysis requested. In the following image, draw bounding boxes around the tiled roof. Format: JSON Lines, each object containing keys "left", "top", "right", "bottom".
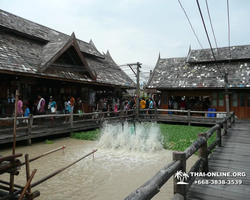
{"left": 0, "top": 9, "right": 104, "bottom": 58}
{"left": 0, "top": 10, "right": 135, "bottom": 88}
{"left": 187, "top": 45, "right": 250, "bottom": 63}
{"left": 85, "top": 51, "right": 135, "bottom": 86}
{"left": 147, "top": 55, "right": 250, "bottom": 89}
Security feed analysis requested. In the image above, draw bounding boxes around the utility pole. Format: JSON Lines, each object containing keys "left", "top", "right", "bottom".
{"left": 127, "top": 62, "right": 142, "bottom": 120}
{"left": 224, "top": 72, "right": 230, "bottom": 123}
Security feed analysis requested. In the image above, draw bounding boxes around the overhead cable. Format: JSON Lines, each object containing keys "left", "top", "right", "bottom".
{"left": 178, "top": 0, "right": 204, "bottom": 49}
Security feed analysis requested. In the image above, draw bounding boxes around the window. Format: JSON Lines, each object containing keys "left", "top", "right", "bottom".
{"left": 232, "top": 93, "right": 238, "bottom": 107}
{"left": 240, "top": 93, "right": 245, "bottom": 107}
{"left": 247, "top": 94, "right": 250, "bottom": 107}
{"left": 218, "top": 93, "right": 224, "bottom": 106}
{"left": 211, "top": 92, "right": 217, "bottom": 106}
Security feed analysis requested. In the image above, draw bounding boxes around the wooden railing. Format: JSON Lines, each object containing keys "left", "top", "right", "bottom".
{"left": 0, "top": 109, "right": 136, "bottom": 136}
{"left": 138, "top": 108, "right": 229, "bottom": 125}
{"left": 124, "top": 111, "right": 235, "bottom": 200}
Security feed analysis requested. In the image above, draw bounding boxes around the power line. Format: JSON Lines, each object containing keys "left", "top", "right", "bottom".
{"left": 196, "top": 0, "right": 223, "bottom": 76}
{"left": 205, "top": 0, "right": 220, "bottom": 58}
{"left": 178, "top": 0, "right": 204, "bottom": 49}
{"left": 227, "top": 0, "right": 232, "bottom": 60}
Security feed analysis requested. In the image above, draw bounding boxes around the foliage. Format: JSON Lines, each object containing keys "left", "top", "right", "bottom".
{"left": 71, "top": 124, "right": 216, "bottom": 156}
{"left": 45, "top": 139, "right": 54, "bottom": 144}
{"left": 71, "top": 129, "right": 100, "bottom": 140}
{"left": 159, "top": 124, "right": 214, "bottom": 155}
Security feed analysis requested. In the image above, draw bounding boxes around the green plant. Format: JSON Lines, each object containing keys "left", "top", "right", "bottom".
{"left": 45, "top": 139, "right": 54, "bottom": 144}
{"left": 159, "top": 124, "right": 214, "bottom": 155}
{"left": 71, "top": 129, "right": 100, "bottom": 140}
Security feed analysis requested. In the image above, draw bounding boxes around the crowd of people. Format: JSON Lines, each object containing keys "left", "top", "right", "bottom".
{"left": 15, "top": 94, "right": 161, "bottom": 125}
{"left": 92, "top": 96, "right": 160, "bottom": 118}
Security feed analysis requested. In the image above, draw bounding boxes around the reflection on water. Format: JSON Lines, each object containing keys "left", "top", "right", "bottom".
{"left": 1, "top": 123, "right": 198, "bottom": 200}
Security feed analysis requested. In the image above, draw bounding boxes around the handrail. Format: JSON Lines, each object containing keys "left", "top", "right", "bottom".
{"left": 125, "top": 111, "right": 235, "bottom": 200}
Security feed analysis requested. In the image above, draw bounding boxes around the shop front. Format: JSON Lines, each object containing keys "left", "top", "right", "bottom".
{"left": 0, "top": 73, "right": 121, "bottom": 117}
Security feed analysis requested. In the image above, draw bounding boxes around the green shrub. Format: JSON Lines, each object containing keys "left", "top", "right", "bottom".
{"left": 71, "top": 129, "right": 100, "bottom": 140}
{"left": 160, "top": 124, "right": 215, "bottom": 155}
{"left": 45, "top": 139, "right": 54, "bottom": 144}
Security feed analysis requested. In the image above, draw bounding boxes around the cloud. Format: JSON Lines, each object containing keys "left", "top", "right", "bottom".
{"left": 0, "top": 0, "right": 250, "bottom": 74}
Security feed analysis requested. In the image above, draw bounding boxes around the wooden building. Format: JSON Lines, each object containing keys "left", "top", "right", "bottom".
{"left": 0, "top": 9, "right": 135, "bottom": 116}
{"left": 147, "top": 45, "right": 250, "bottom": 119}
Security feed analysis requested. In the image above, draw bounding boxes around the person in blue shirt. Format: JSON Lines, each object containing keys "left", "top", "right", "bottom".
{"left": 24, "top": 103, "right": 30, "bottom": 125}
{"left": 149, "top": 98, "right": 154, "bottom": 118}
{"left": 48, "top": 96, "right": 57, "bottom": 124}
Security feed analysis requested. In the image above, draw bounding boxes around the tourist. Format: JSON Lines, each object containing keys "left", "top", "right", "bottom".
{"left": 48, "top": 96, "right": 57, "bottom": 124}
{"left": 113, "top": 100, "right": 118, "bottom": 116}
{"left": 140, "top": 97, "right": 146, "bottom": 117}
{"left": 149, "top": 98, "right": 154, "bottom": 118}
{"left": 96, "top": 98, "right": 103, "bottom": 113}
{"left": 69, "top": 96, "right": 75, "bottom": 113}
{"left": 76, "top": 97, "right": 83, "bottom": 117}
{"left": 16, "top": 97, "right": 23, "bottom": 125}
{"left": 24, "top": 103, "right": 30, "bottom": 125}
{"left": 37, "top": 95, "right": 45, "bottom": 124}
{"left": 63, "top": 97, "right": 71, "bottom": 124}
{"left": 102, "top": 98, "right": 108, "bottom": 118}
{"left": 129, "top": 97, "right": 135, "bottom": 115}
{"left": 145, "top": 98, "right": 149, "bottom": 114}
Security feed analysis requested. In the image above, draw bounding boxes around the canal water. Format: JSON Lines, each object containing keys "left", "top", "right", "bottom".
{"left": 1, "top": 122, "right": 197, "bottom": 200}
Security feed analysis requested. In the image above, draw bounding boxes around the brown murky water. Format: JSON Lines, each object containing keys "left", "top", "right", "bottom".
{"left": 1, "top": 123, "right": 198, "bottom": 200}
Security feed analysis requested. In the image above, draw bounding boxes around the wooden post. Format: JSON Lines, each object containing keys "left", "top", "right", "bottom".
{"left": 27, "top": 114, "right": 33, "bottom": 135}
{"left": 25, "top": 154, "right": 31, "bottom": 194}
{"left": 13, "top": 90, "right": 18, "bottom": 155}
{"left": 70, "top": 111, "right": 73, "bottom": 128}
{"left": 173, "top": 152, "right": 186, "bottom": 198}
{"left": 233, "top": 111, "right": 235, "bottom": 123}
{"left": 228, "top": 115, "right": 232, "bottom": 128}
{"left": 224, "top": 118, "right": 228, "bottom": 136}
{"left": 198, "top": 133, "right": 208, "bottom": 173}
{"left": 188, "top": 109, "right": 191, "bottom": 126}
{"left": 216, "top": 124, "right": 222, "bottom": 147}
{"left": 154, "top": 107, "right": 157, "bottom": 121}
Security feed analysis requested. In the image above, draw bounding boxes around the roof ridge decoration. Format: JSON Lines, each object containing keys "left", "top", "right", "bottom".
{"left": 38, "top": 32, "right": 96, "bottom": 80}
{"left": 146, "top": 53, "right": 162, "bottom": 87}
{"left": 186, "top": 45, "right": 191, "bottom": 62}
{"left": 89, "top": 39, "right": 97, "bottom": 48}
{"left": 105, "top": 50, "right": 117, "bottom": 65}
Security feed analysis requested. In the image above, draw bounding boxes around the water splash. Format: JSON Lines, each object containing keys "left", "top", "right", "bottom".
{"left": 97, "top": 122, "right": 163, "bottom": 153}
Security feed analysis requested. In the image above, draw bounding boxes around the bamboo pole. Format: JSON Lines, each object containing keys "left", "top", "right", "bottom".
{"left": 0, "top": 153, "right": 22, "bottom": 163}
{"left": 31, "top": 149, "right": 97, "bottom": 188}
{"left": 25, "top": 154, "right": 31, "bottom": 194}
{"left": 21, "top": 146, "right": 66, "bottom": 166}
{"left": 13, "top": 90, "right": 19, "bottom": 155}
{"left": 0, "top": 161, "right": 21, "bottom": 174}
{"left": 0, "top": 180, "right": 23, "bottom": 189}
{"left": 18, "top": 169, "right": 37, "bottom": 200}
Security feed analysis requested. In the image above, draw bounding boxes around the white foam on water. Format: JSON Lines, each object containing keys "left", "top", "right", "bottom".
{"left": 96, "top": 121, "right": 164, "bottom": 153}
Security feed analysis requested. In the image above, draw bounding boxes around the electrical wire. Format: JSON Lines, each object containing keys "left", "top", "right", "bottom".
{"left": 196, "top": 0, "right": 223, "bottom": 76}
{"left": 205, "top": 0, "right": 220, "bottom": 58}
{"left": 227, "top": 0, "right": 232, "bottom": 60}
{"left": 178, "top": 0, "right": 204, "bottom": 49}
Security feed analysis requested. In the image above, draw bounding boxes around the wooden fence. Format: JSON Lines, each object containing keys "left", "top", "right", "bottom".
{"left": 0, "top": 109, "right": 135, "bottom": 135}
{"left": 0, "top": 108, "right": 232, "bottom": 145}
{"left": 124, "top": 111, "right": 235, "bottom": 200}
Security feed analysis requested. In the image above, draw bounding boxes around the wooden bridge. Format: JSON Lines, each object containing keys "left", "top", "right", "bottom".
{"left": 0, "top": 109, "right": 228, "bottom": 145}
{"left": 125, "top": 111, "right": 250, "bottom": 200}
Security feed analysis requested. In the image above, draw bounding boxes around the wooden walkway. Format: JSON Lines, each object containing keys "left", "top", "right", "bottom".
{"left": 187, "top": 119, "right": 250, "bottom": 200}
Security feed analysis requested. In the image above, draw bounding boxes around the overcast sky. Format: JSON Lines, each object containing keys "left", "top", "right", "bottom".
{"left": 1, "top": 0, "right": 250, "bottom": 80}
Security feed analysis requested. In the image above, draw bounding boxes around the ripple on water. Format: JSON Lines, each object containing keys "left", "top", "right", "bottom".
{"left": 1, "top": 123, "right": 197, "bottom": 200}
